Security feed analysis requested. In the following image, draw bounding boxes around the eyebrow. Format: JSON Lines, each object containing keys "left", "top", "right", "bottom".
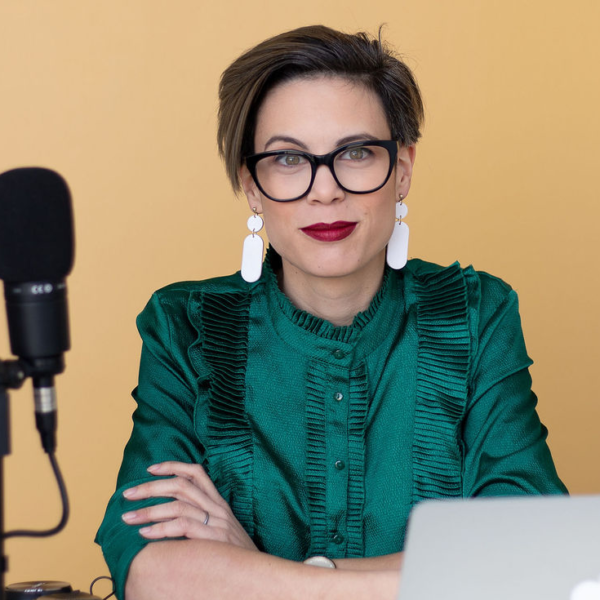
{"left": 263, "top": 136, "right": 308, "bottom": 151}
{"left": 262, "top": 132, "right": 382, "bottom": 152}
{"left": 336, "top": 133, "right": 380, "bottom": 146}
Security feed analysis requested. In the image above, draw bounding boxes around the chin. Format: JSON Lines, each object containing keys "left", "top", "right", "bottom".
{"left": 293, "top": 253, "right": 380, "bottom": 280}
{"left": 277, "top": 239, "right": 387, "bottom": 280}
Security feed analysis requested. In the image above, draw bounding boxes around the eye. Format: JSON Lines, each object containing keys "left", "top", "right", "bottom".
{"left": 340, "top": 146, "right": 373, "bottom": 161}
{"left": 275, "top": 153, "right": 306, "bottom": 166}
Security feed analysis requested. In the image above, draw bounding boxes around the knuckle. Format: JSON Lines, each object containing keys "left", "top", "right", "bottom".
{"left": 160, "top": 520, "right": 182, "bottom": 537}
{"left": 182, "top": 516, "right": 195, "bottom": 529}
{"left": 174, "top": 477, "right": 189, "bottom": 492}
{"left": 171, "top": 501, "right": 185, "bottom": 517}
{"left": 210, "top": 527, "right": 227, "bottom": 542}
{"left": 150, "top": 522, "right": 165, "bottom": 536}
{"left": 211, "top": 508, "right": 226, "bottom": 522}
{"left": 177, "top": 517, "right": 195, "bottom": 535}
{"left": 135, "top": 507, "right": 149, "bottom": 519}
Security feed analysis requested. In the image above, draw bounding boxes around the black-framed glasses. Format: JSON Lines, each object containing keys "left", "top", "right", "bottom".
{"left": 245, "top": 140, "right": 398, "bottom": 202}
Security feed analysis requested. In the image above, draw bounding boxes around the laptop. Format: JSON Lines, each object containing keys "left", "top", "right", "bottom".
{"left": 398, "top": 494, "right": 600, "bottom": 600}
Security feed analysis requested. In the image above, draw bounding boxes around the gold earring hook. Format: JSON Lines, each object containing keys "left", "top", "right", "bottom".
{"left": 396, "top": 194, "right": 405, "bottom": 223}
{"left": 251, "top": 207, "right": 259, "bottom": 236}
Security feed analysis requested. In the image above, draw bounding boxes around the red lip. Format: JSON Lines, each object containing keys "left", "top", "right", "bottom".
{"left": 300, "top": 221, "right": 357, "bottom": 242}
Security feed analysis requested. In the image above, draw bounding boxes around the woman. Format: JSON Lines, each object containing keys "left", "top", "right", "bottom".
{"left": 97, "top": 25, "right": 566, "bottom": 600}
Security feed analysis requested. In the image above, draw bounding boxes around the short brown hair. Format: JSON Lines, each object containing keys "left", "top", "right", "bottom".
{"left": 217, "top": 25, "right": 424, "bottom": 192}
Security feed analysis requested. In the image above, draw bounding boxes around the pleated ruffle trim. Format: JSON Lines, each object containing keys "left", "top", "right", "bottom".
{"left": 411, "top": 262, "right": 471, "bottom": 501}
{"left": 189, "top": 289, "right": 255, "bottom": 536}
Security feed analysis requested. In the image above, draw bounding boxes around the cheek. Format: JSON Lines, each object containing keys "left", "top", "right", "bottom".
{"left": 371, "top": 202, "right": 397, "bottom": 247}
{"left": 380, "top": 213, "right": 396, "bottom": 241}
{"left": 261, "top": 206, "right": 292, "bottom": 244}
{"left": 261, "top": 218, "right": 276, "bottom": 246}
{"left": 368, "top": 197, "right": 396, "bottom": 234}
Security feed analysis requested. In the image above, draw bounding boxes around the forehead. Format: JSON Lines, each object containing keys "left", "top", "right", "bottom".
{"left": 254, "top": 76, "right": 390, "bottom": 151}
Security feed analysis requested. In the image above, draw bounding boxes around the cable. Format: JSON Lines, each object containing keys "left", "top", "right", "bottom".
{"left": 90, "top": 576, "right": 115, "bottom": 600}
{"left": 3, "top": 452, "right": 69, "bottom": 538}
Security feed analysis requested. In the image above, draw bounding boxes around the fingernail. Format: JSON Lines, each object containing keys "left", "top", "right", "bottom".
{"left": 147, "top": 464, "right": 160, "bottom": 473}
{"left": 122, "top": 511, "right": 137, "bottom": 522}
{"left": 123, "top": 487, "right": 137, "bottom": 498}
{"left": 139, "top": 527, "right": 152, "bottom": 535}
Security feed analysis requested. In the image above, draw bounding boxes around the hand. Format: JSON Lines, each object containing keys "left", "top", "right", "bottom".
{"left": 121, "top": 461, "right": 258, "bottom": 552}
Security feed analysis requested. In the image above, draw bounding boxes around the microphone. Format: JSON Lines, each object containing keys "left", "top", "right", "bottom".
{"left": 0, "top": 167, "right": 74, "bottom": 453}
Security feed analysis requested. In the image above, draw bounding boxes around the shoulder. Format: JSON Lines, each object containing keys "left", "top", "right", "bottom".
{"left": 136, "top": 271, "right": 263, "bottom": 338}
{"left": 142, "top": 271, "right": 260, "bottom": 314}
{"left": 402, "top": 258, "right": 521, "bottom": 343}
{"left": 154, "top": 271, "right": 253, "bottom": 301}
{"left": 135, "top": 272, "right": 263, "bottom": 378}
{"left": 404, "top": 258, "right": 515, "bottom": 306}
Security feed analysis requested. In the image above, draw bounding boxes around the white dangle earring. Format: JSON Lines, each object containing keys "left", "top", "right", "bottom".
{"left": 386, "top": 194, "right": 409, "bottom": 270}
{"left": 241, "top": 208, "right": 264, "bottom": 283}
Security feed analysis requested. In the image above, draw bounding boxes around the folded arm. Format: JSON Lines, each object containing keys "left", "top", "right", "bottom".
{"left": 122, "top": 461, "right": 401, "bottom": 599}
{"left": 127, "top": 541, "right": 398, "bottom": 600}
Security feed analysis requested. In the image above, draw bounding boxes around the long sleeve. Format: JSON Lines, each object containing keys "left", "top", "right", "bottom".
{"left": 462, "top": 274, "right": 567, "bottom": 496}
{"left": 96, "top": 289, "right": 206, "bottom": 599}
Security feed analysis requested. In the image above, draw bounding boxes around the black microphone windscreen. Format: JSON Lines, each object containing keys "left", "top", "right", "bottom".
{"left": 0, "top": 167, "right": 74, "bottom": 282}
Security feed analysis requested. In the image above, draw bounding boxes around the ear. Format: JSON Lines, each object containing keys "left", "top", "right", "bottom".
{"left": 239, "top": 165, "right": 264, "bottom": 213}
{"left": 394, "top": 145, "right": 417, "bottom": 200}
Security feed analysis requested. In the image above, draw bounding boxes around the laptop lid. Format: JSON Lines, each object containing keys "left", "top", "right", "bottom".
{"left": 398, "top": 495, "right": 600, "bottom": 600}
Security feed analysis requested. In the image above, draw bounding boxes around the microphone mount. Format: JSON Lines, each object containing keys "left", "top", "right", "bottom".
{"left": 0, "top": 358, "right": 22, "bottom": 600}
{"left": 0, "top": 356, "right": 67, "bottom": 600}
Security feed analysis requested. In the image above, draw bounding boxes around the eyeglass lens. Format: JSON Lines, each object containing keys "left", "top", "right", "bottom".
{"left": 254, "top": 144, "right": 393, "bottom": 201}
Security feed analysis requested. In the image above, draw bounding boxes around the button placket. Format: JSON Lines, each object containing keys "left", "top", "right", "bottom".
{"left": 324, "top": 366, "right": 350, "bottom": 556}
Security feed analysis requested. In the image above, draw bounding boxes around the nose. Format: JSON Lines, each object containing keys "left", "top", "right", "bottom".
{"left": 306, "top": 164, "right": 345, "bottom": 204}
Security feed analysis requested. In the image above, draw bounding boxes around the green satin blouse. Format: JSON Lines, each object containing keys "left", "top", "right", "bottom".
{"left": 96, "top": 253, "right": 566, "bottom": 599}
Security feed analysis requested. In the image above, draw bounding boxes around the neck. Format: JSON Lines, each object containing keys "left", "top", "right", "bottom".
{"left": 277, "top": 253, "right": 386, "bottom": 327}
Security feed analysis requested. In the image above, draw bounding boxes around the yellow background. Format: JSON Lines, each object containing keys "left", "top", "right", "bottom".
{"left": 1, "top": 0, "right": 599, "bottom": 592}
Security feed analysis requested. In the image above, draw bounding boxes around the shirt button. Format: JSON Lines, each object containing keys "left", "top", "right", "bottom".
{"left": 334, "top": 392, "right": 344, "bottom": 402}
{"left": 332, "top": 349, "right": 345, "bottom": 360}
{"left": 334, "top": 460, "right": 346, "bottom": 470}
{"left": 332, "top": 533, "right": 345, "bottom": 545}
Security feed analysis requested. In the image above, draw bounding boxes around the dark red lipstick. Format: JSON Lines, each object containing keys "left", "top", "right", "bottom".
{"left": 300, "top": 221, "right": 357, "bottom": 242}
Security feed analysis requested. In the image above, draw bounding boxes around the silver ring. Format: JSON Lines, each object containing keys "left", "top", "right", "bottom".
{"left": 203, "top": 511, "right": 210, "bottom": 526}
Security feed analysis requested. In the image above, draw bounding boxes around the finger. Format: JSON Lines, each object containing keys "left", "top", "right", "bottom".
{"left": 122, "top": 476, "right": 229, "bottom": 523}
{"left": 123, "top": 475, "right": 211, "bottom": 508}
{"left": 136, "top": 513, "right": 259, "bottom": 552}
{"left": 122, "top": 500, "right": 209, "bottom": 526}
{"left": 138, "top": 517, "right": 220, "bottom": 541}
{"left": 146, "top": 461, "right": 223, "bottom": 503}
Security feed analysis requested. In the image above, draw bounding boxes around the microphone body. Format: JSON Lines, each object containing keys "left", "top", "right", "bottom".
{"left": 0, "top": 167, "right": 74, "bottom": 453}
{"left": 4, "top": 281, "right": 69, "bottom": 360}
